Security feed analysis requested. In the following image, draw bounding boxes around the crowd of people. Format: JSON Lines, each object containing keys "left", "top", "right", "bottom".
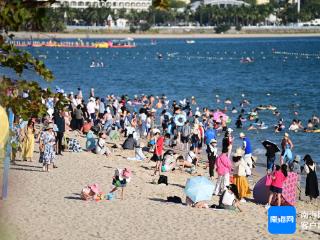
{"left": 9, "top": 87, "right": 319, "bottom": 208}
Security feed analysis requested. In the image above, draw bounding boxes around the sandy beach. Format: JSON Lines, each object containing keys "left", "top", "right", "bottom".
{"left": 0, "top": 131, "right": 319, "bottom": 240}
{"left": 11, "top": 31, "right": 320, "bottom": 39}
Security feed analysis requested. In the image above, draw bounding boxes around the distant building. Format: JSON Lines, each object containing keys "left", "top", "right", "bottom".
{"left": 52, "top": 0, "right": 152, "bottom": 11}
{"left": 256, "top": 0, "right": 270, "bottom": 5}
{"left": 191, "top": 0, "right": 249, "bottom": 11}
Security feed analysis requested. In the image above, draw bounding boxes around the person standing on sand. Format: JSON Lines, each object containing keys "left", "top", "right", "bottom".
{"left": 152, "top": 130, "right": 165, "bottom": 176}
{"left": 232, "top": 148, "right": 251, "bottom": 203}
{"left": 302, "top": 154, "right": 319, "bottom": 202}
{"left": 280, "top": 133, "right": 294, "bottom": 165}
{"left": 239, "top": 132, "right": 253, "bottom": 170}
{"left": 207, "top": 139, "right": 218, "bottom": 180}
{"left": 222, "top": 128, "right": 233, "bottom": 159}
{"left": 54, "top": 110, "right": 65, "bottom": 156}
{"left": 265, "top": 164, "right": 288, "bottom": 209}
{"left": 20, "top": 119, "right": 35, "bottom": 162}
{"left": 41, "top": 123, "right": 56, "bottom": 172}
{"left": 214, "top": 151, "right": 232, "bottom": 195}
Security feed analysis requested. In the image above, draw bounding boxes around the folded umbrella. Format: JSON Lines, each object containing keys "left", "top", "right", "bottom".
{"left": 184, "top": 176, "right": 214, "bottom": 203}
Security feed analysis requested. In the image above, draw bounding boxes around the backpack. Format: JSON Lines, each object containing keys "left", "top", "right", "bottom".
{"left": 158, "top": 175, "right": 168, "bottom": 185}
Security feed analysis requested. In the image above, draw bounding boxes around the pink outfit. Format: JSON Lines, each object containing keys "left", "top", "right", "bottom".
{"left": 215, "top": 153, "right": 232, "bottom": 176}
{"left": 271, "top": 170, "right": 287, "bottom": 188}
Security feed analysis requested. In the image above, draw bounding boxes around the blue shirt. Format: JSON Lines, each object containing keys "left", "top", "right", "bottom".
{"left": 243, "top": 137, "right": 252, "bottom": 154}
{"left": 204, "top": 128, "right": 216, "bottom": 145}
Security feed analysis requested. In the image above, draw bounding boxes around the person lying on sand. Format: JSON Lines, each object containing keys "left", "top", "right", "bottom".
{"left": 186, "top": 196, "right": 208, "bottom": 209}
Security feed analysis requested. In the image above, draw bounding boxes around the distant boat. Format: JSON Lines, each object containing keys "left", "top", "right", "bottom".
{"left": 186, "top": 40, "right": 195, "bottom": 44}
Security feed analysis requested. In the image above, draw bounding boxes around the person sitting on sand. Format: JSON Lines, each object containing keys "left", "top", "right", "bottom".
{"left": 186, "top": 196, "right": 208, "bottom": 209}
{"left": 161, "top": 150, "right": 177, "bottom": 172}
{"left": 109, "top": 168, "right": 132, "bottom": 200}
{"left": 185, "top": 146, "right": 198, "bottom": 167}
{"left": 216, "top": 184, "right": 242, "bottom": 211}
{"left": 122, "top": 134, "right": 138, "bottom": 150}
{"left": 95, "top": 132, "right": 111, "bottom": 156}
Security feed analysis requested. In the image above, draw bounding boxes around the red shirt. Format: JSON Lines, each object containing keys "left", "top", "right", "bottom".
{"left": 271, "top": 170, "right": 287, "bottom": 188}
{"left": 155, "top": 136, "right": 164, "bottom": 156}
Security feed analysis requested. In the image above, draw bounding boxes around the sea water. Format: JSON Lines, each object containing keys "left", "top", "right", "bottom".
{"left": 3, "top": 37, "right": 320, "bottom": 166}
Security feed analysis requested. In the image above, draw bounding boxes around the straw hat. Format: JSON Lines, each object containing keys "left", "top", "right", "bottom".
{"left": 46, "top": 123, "right": 54, "bottom": 130}
{"left": 233, "top": 148, "right": 244, "bottom": 157}
{"left": 210, "top": 139, "right": 217, "bottom": 144}
{"left": 239, "top": 132, "right": 245, "bottom": 138}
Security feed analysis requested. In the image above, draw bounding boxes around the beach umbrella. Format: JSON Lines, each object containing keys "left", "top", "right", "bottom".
{"left": 174, "top": 114, "right": 186, "bottom": 127}
{"left": 262, "top": 140, "right": 280, "bottom": 152}
{"left": 213, "top": 111, "right": 228, "bottom": 123}
{"left": 184, "top": 176, "right": 214, "bottom": 203}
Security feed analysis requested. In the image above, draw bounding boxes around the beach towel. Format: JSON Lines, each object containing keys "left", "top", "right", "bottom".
{"left": 253, "top": 172, "right": 298, "bottom": 206}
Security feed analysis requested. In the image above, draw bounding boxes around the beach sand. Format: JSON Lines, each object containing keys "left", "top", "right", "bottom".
{"left": 0, "top": 132, "right": 319, "bottom": 240}
{"left": 11, "top": 31, "right": 320, "bottom": 39}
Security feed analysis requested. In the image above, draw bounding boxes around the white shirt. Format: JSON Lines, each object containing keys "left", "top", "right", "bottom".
{"left": 87, "top": 101, "right": 96, "bottom": 114}
{"left": 222, "top": 191, "right": 235, "bottom": 206}
{"left": 186, "top": 151, "right": 196, "bottom": 163}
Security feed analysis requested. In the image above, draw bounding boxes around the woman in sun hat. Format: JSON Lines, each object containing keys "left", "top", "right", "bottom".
{"left": 232, "top": 148, "right": 251, "bottom": 203}
{"left": 40, "top": 123, "right": 56, "bottom": 172}
{"left": 109, "top": 168, "right": 132, "bottom": 200}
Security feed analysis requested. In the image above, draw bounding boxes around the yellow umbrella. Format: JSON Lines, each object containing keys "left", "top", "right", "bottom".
{"left": 0, "top": 106, "right": 9, "bottom": 160}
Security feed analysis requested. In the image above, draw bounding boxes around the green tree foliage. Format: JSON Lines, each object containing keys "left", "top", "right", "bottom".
{"left": 0, "top": 0, "right": 63, "bottom": 119}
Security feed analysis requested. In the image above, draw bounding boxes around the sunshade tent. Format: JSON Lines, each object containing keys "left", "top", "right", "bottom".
{"left": 253, "top": 172, "right": 298, "bottom": 206}
{"left": 184, "top": 176, "right": 214, "bottom": 203}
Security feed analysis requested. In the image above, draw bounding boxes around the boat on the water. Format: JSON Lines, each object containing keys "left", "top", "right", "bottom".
{"left": 11, "top": 38, "right": 136, "bottom": 49}
{"left": 240, "top": 57, "right": 254, "bottom": 63}
{"left": 186, "top": 40, "right": 195, "bottom": 44}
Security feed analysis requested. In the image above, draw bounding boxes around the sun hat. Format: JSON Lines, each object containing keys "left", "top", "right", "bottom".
{"left": 46, "top": 123, "right": 54, "bottom": 130}
{"left": 233, "top": 148, "right": 244, "bottom": 157}
{"left": 210, "top": 139, "right": 217, "bottom": 144}
{"left": 89, "top": 97, "right": 95, "bottom": 101}
{"left": 227, "top": 128, "right": 233, "bottom": 133}
{"left": 294, "top": 155, "right": 301, "bottom": 162}
{"left": 284, "top": 132, "right": 289, "bottom": 138}
{"left": 239, "top": 132, "right": 245, "bottom": 138}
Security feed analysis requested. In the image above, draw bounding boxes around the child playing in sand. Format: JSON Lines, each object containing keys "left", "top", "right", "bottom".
{"left": 109, "top": 168, "right": 132, "bottom": 200}
{"left": 265, "top": 164, "right": 288, "bottom": 209}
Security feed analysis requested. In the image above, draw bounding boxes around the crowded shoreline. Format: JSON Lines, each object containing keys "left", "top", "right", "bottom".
{"left": 0, "top": 86, "right": 319, "bottom": 239}
{"left": 11, "top": 31, "right": 320, "bottom": 40}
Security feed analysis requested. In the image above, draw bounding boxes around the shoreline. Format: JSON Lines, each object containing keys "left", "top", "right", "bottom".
{"left": 11, "top": 31, "right": 320, "bottom": 39}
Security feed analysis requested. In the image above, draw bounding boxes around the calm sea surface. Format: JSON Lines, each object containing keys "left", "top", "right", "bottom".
{"left": 4, "top": 37, "right": 320, "bottom": 164}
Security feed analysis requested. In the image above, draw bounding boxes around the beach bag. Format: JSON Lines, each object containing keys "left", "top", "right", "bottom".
{"left": 167, "top": 196, "right": 182, "bottom": 204}
{"left": 158, "top": 175, "right": 168, "bottom": 185}
{"left": 265, "top": 175, "right": 272, "bottom": 186}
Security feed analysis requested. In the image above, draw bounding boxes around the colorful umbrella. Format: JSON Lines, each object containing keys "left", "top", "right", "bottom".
{"left": 184, "top": 176, "right": 214, "bottom": 203}
{"left": 213, "top": 111, "right": 228, "bottom": 123}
